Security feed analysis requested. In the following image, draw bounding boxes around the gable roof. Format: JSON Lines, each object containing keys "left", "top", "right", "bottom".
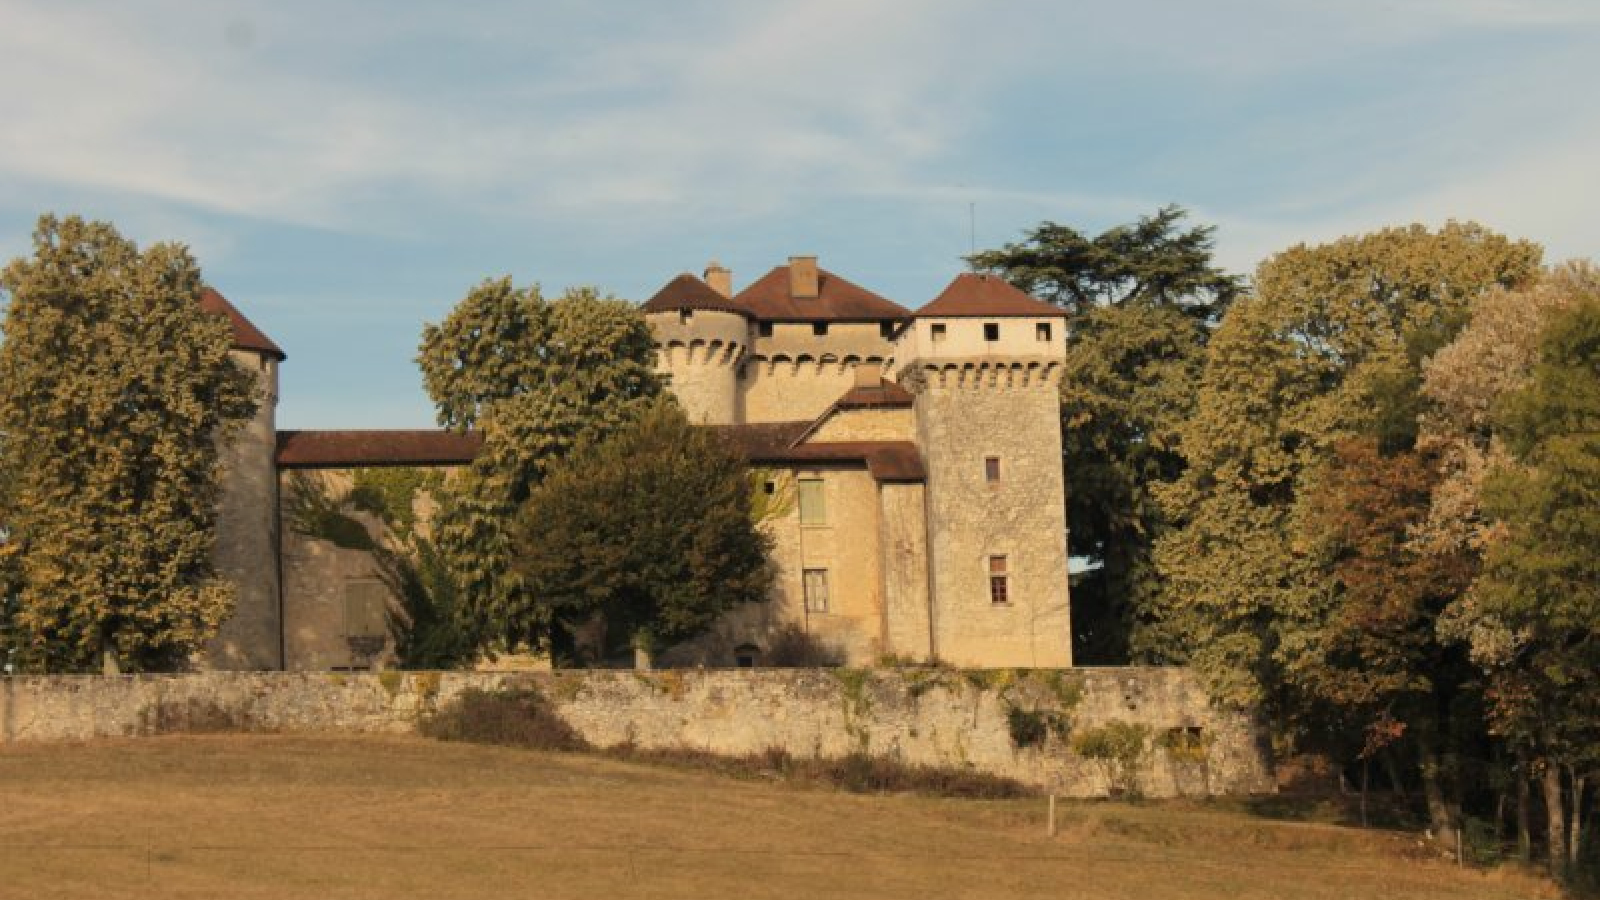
{"left": 200, "top": 287, "right": 286, "bottom": 359}
{"left": 276, "top": 430, "right": 483, "bottom": 468}
{"left": 835, "top": 379, "right": 914, "bottom": 410}
{"left": 640, "top": 273, "right": 751, "bottom": 317}
{"left": 734, "top": 265, "right": 910, "bottom": 322}
{"left": 720, "top": 420, "right": 926, "bottom": 483}
{"left": 917, "top": 272, "right": 1068, "bottom": 319}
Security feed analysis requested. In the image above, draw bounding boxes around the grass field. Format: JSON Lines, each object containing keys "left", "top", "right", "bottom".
{"left": 0, "top": 735, "right": 1560, "bottom": 900}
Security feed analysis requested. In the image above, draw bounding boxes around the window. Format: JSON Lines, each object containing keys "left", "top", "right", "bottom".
{"left": 930, "top": 322, "right": 947, "bottom": 342}
{"left": 984, "top": 456, "right": 1001, "bottom": 484}
{"left": 880, "top": 321, "right": 897, "bottom": 340}
{"left": 342, "top": 579, "right": 389, "bottom": 669}
{"left": 735, "top": 644, "right": 760, "bottom": 668}
{"left": 342, "top": 580, "right": 388, "bottom": 639}
{"left": 798, "top": 478, "right": 826, "bottom": 525}
{"left": 679, "top": 309, "right": 693, "bottom": 324}
{"left": 812, "top": 322, "right": 829, "bottom": 336}
{"left": 988, "top": 555, "right": 1009, "bottom": 605}
{"left": 983, "top": 322, "right": 1000, "bottom": 341}
{"left": 763, "top": 479, "right": 777, "bottom": 496}
{"left": 758, "top": 321, "right": 774, "bottom": 337}
{"left": 804, "top": 569, "right": 831, "bottom": 613}
{"left": 1036, "top": 322, "right": 1052, "bottom": 341}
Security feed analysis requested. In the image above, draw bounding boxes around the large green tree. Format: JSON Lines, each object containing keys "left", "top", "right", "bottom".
{"left": 417, "top": 280, "right": 660, "bottom": 656}
{"left": 0, "top": 215, "right": 256, "bottom": 672}
{"left": 1149, "top": 222, "right": 1541, "bottom": 701}
{"left": 1148, "top": 222, "right": 1540, "bottom": 846}
{"left": 511, "top": 400, "right": 773, "bottom": 662}
{"left": 1467, "top": 297, "right": 1600, "bottom": 876}
{"left": 969, "top": 206, "right": 1241, "bottom": 661}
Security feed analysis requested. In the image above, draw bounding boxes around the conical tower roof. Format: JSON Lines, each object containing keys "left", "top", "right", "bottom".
{"left": 200, "top": 287, "right": 285, "bottom": 360}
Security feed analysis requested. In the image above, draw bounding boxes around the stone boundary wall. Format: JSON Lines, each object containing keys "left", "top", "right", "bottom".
{"left": 0, "top": 667, "right": 1274, "bottom": 799}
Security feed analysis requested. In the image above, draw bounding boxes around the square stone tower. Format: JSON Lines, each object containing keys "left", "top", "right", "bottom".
{"left": 897, "top": 274, "right": 1072, "bottom": 667}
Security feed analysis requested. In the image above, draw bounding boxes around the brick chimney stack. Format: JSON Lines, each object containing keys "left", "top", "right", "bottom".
{"left": 788, "top": 255, "right": 819, "bottom": 299}
{"left": 704, "top": 261, "right": 732, "bottom": 297}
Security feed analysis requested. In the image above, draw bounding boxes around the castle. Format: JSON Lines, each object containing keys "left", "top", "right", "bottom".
{"left": 203, "top": 256, "right": 1072, "bottom": 671}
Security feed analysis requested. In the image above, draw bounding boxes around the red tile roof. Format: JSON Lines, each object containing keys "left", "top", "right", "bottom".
{"left": 276, "top": 430, "right": 483, "bottom": 468}
{"left": 200, "top": 287, "right": 286, "bottom": 360}
{"left": 835, "top": 379, "right": 914, "bottom": 409}
{"left": 721, "top": 422, "right": 925, "bottom": 482}
{"left": 734, "top": 265, "right": 910, "bottom": 322}
{"left": 918, "top": 272, "right": 1068, "bottom": 319}
{"left": 640, "top": 273, "right": 751, "bottom": 317}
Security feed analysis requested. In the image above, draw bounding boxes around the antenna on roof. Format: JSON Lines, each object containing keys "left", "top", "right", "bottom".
{"left": 968, "top": 200, "right": 977, "bottom": 259}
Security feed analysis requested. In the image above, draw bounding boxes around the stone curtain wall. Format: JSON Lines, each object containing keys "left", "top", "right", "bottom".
{"left": 0, "top": 667, "right": 1274, "bottom": 799}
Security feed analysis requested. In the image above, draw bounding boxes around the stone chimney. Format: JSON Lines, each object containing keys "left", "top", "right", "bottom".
{"left": 704, "top": 261, "right": 732, "bottom": 298}
{"left": 788, "top": 255, "right": 819, "bottom": 299}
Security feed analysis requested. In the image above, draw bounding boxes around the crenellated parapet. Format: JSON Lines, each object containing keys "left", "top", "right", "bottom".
{"left": 898, "top": 357, "right": 1062, "bottom": 392}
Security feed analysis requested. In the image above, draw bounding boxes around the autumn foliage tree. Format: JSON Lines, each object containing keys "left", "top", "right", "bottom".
{"left": 1466, "top": 297, "right": 1600, "bottom": 876}
{"left": 0, "top": 215, "right": 256, "bottom": 672}
{"left": 1298, "top": 440, "right": 1477, "bottom": 842}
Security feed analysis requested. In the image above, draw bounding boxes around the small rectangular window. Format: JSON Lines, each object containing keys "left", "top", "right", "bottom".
{"left": 880, "top": 321, "right": 897, "bottom": 340}
{"left": 983, "top": 322, "right": 1000, "bottom": 341}
{"left": 759, "top": 321, "right": 774, "bottom": 337}
{"left": 342, "top": 580, "right": 388, "bottom": 638}
{"left": 985, "top": 456, "right": 1001, "bottom": 484}
{"left": 763, "top": 480, "right": 776, "bottom": 496}
{"left": 813, "top": 322, "right": 829, "bottom": 336}
{"left": 988, "top": 555, "right": 1009, "bottom": 605}
{"left": 679, "top": 309, "right": 693, "bottom": 324}
{"left": 798, "top": 478, "right": 826, "bottom": 525}
{"left": 803, "top": 569, "right": 831, "bottom": 613}
{"left": 1036, "top": 322, "right": 1052, "bottom": 341}
{"left": 930, "top": 322, "right": 947, "bottom": 342}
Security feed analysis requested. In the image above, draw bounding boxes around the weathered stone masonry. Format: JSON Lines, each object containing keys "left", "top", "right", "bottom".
{"left": 0, "top": 668, "right": 1273, "bottom": 799}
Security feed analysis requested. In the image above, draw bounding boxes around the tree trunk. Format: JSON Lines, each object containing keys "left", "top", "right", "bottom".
{"left": 1360, "top": 758, "right": 1370, "bottom": 829}
{"left": 1518, "top": 774, "right": 1532, "bottom": 862}
{"left": 1417, "top": 737, "right": 1458, "bottom": 849}
{"left": 1543, "top": 763, "right": 1567, "bottom": 875}
{"left": 1383, "top": 749, "right": 1409, "bottom": 800}
{"left": 1570, "top": 768, "right": 1586, "bottom": 868}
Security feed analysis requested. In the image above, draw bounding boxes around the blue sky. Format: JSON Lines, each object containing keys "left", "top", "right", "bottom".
{"left": 2, "top": 0, "right": 1597, "bottom": 429}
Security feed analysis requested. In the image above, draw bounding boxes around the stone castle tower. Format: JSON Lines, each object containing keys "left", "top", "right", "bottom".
{"left": 201, "top": 288, "right": 285, "bottom": 670}
{"left": 897, "top": 274, "right": 1072, "bottom": 667}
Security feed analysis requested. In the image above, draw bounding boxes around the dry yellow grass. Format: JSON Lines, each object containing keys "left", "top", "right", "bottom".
{"left": 0, "top": 735, "right": 1560, "bottom": 900}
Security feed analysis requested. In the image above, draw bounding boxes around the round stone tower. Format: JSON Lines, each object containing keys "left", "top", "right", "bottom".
{"left": 199, "top": 287, "right": 286, "bottom": 670}
{"left": 641, "top": 265, "right": 750, "bottom": 425}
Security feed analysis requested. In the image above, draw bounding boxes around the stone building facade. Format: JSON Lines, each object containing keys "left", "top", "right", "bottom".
{"left": 202, "top": 256, "right": 1072, "bottom": 670}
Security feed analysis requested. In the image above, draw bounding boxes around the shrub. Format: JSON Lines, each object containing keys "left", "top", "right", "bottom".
{"left": 604, "top": 745, "right": 1032, "bottom": 799}
{"left": 419, "top": 688, "right": 589, "bottom": 751}
{"left": 1072, "top": 720, "right": 1151, "bottom": 798}
{"left": 763, "top": 624, "right": 845, "bottom": 667}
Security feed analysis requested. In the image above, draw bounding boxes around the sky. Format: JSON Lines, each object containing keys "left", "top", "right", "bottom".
{"left": 2, "top": 0, "right": 1597, "bottom": 429}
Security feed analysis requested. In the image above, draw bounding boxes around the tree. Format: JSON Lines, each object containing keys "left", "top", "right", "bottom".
{"left": 969, "top": 205, "right": 1241, "bottom": 661}
{"left": 417, "top": 281, "right": 660, "bottom": 655}
{"left": 0, "top": 215, "right": 256, "bottom": 672}
{"left": 1149, "top": 222, "right": 1541, "bottom": 699}
{"left": 510, "top": 400, "right": 773, "bottom": 662}
{"left": 1467, "top": 296, "right": 1600, "bottom": 877}
{"left": 968, "top": 204, "right": 1243, "bottom": 320}
{"left": 1297, "top": 439, "right": 1478, "bottom": 844}
{"left": 1148, "top": 222, "right": 1540, "bottom": 847}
